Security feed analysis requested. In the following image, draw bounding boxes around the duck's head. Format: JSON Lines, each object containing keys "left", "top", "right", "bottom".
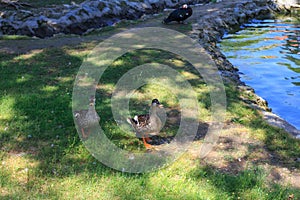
{"left": 182, "top": 4, "right": 188, "bottom": 9}
{"left": 152, "top": 99, "right": 163, "bottom": 108}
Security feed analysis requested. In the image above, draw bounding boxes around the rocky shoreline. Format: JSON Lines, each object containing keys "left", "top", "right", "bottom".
{"left": 0, "top": 0, "right": 299, "bottom": 138}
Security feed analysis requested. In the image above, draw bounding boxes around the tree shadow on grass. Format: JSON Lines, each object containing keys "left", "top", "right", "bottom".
{"left": 225, "top": 83, "right": 300, "bottom": 169}
{"left": 0, "top": 44, "right": 217, "bottom": 198}
{"left": 187, "top": 163, "right": 297, "bottom": 200}
{"left": 2, "top": 43, "right": 298, "bottom": 199}
{"left": 186, "top": 83, "right": 300, "bottom": 199}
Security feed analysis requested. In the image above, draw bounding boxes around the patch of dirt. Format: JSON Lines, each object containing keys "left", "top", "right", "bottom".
{"left": 190, "top": 123, "right": 300, "bottom": 189}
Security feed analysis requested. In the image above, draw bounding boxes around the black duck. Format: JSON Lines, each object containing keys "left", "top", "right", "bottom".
{"left": 162, "top": 4, "right": 193, "bottom": 24}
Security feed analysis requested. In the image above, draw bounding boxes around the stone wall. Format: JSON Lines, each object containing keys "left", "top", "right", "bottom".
{"left": 0, "top": 0, "right": 209, "bottom": 38}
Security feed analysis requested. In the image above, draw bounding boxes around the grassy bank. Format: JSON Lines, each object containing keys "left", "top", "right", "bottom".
{"left": 1, "top": 41, "right": 300, "bottom": 199}
{"left": 1, "top": 11, "right": 300, "bottom": 200}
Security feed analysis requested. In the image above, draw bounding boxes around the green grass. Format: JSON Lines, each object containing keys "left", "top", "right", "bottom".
{"left": 0, "top": 27, "right": 300, "bottom": 199}
{"left": 0, "top": 35, "right": 33, "bottom": 40}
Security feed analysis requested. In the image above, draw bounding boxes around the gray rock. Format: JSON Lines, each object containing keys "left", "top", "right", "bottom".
{"left": 35, "top": 22, "right": 55, "bottom": 38}
{"left": 18, "top": 19, "right": 38, "bottom": 35}
{"left": 147, "top": 0, "right": 160, "bottom": 5}
{"left": 263, "top": 111, "right": 300, "bottom": 138}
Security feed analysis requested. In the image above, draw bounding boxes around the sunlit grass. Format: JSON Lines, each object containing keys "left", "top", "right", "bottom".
{"left": 0, "top": 95, "right": 16, "bottom": 120}
{"left": 0, "top": 30, "right": 300, "bottom": 199}
{"left": 0, "top": 35, "right": 32, "bottom": 40}
{"left": 94, "top": 48, "right": 210, "bottom": 150}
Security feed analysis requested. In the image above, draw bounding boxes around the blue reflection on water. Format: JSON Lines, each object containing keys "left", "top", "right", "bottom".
{"left": 219, "top": 18, "right": 300, "bottom": 129}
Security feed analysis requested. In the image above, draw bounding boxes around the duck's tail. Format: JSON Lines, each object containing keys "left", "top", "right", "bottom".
{"left": 127, "top": 117, "right": 143, "bottom": 137}
{"left": 127, "top": 117, "right": 133, "bottom": 124}
{"left": 127, "top": 117, "right": 138, "bottom": 126}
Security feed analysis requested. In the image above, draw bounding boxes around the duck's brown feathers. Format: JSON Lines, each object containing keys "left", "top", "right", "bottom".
{"left": 127, "top": 99, "right": 163, "bottom": 137}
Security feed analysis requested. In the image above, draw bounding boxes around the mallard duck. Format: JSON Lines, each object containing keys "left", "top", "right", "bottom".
{"left": 127, "top": 99, "right": 163, "bottom": 149}
{"left": 74, "top": 96, "right": 100, "bottom": 140}
{"left": 162, "top": 4, "right": 193, "bottom": 24}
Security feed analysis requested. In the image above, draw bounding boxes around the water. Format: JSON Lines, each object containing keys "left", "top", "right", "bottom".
{"left": 218, "top": 17, "right": 300, "bottom": 129}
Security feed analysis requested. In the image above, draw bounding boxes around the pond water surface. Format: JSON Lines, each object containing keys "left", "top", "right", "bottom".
{"left": 218, "top": 16, "right": 300, "bottom": 129}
